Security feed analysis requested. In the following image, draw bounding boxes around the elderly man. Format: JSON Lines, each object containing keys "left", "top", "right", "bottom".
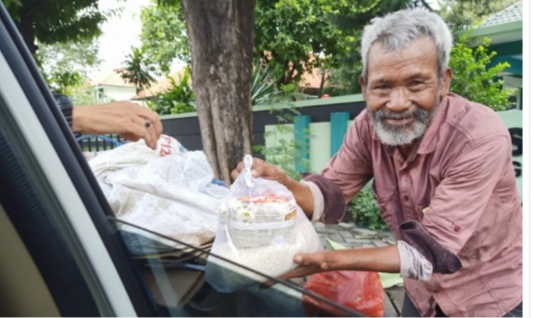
{"left": 233, "top": 8, "right": 522, "bottom": 317}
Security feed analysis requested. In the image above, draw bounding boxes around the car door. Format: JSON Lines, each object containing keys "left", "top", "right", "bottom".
{"left": 0, "top": 2, "right": 156, "bottom": 316}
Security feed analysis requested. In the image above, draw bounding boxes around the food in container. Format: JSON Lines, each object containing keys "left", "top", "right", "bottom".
{"left": 220, "top": 193, "right": 297, "bottom": 248}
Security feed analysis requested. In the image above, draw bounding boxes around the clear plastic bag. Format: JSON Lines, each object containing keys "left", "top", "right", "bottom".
{"left": 205, "top": 155, "right": 323, "bottom": 292}
{"left": 221, "top": 156, "right": 298, "bottom": 249}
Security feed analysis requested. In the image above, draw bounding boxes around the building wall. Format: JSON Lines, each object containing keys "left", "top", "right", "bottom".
{"left": 160, "top": 93, "right": 522, "bottom": 198}
{"left": 92, "top": 85, "right": 137, "bottom": 102}
{"left": 160, "top": 94, "right": 365, "bottom": 152}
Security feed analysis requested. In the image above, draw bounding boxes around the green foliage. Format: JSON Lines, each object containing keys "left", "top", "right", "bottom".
{"left": 347, "top": 182, "right": 387, "bottom": 230}
{"left": 449, "top": 34, "right": 515, "bottom": 111}
{"left": 46, "top": 72, "right": 84, "bottom": 93}
{"left": 439, "top": 0, "right": 520, "bottom": 32}
{"left": 140, "top": 1, "right": 190, "bottom": 74}
{"left": 250, "top": 60, "right": 311, "bottom": 106}
{"left": 251, "top": 61, "right": 280, "bottom": 106}
{"left": 3, "top": 0, "right": 121, "bottom": 54}
{"left": 117, "top": 47, "right": 157, "bottom": 94}
{"left": 36, "top": 39, "right": 101, "bottom": 94}
{"left": 324, "top": 51, "right": 363, "bottom": 96}
{"left": 147, "top": 68, "right": 195, "bottom": 115}
{"left": 254, "top": 0, "right": 356, "bottom": 87}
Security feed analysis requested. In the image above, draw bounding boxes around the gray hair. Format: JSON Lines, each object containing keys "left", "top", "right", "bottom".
{"left": 360, "top": 8, "right": 453, "bottom": 83}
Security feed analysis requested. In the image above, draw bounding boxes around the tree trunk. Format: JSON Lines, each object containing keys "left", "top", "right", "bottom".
{"left": 16, "top": 5, "right": 38, "bottom": 56}
{"left": 181, "top": 0, "right": 255, "bottom": 185}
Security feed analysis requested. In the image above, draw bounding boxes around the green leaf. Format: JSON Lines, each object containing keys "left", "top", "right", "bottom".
{"left": 326, "top": 239, "right": 348, "bottom": 250}
{"left": 448, "top": 35, "right": 515, "bottom": 112}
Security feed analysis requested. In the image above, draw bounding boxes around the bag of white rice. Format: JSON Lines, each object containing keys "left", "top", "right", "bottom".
{"left": 205, "top": 155, "right": 323, "bottom": 292}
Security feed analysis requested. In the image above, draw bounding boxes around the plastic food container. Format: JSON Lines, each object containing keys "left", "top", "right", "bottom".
{"left": 221, "top": 193, "right": 297, "bottom": 249}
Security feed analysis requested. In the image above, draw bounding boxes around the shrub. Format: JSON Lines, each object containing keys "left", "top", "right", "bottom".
{"left": 449, "top": 34, "right": 516, "bottom": 111}
{"left": 148, "top": 67, "right": 195, "bottom": 115}
{"left": 347, "top": 182, "right": 386, "bottom": 230}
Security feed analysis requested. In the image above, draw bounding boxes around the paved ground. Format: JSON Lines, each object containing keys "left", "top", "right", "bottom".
{"left": 313, "top": 222, "right": 405, "bottom": 317}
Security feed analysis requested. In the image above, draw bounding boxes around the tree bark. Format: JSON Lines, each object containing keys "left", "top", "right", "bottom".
{"left": 181, "top": 0, "right": 255, "bottom": 185}
{"left": 16, "top": 5, "right": 38, "bottom": 55}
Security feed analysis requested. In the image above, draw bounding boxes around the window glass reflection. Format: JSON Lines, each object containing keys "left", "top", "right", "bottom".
{"left": 115, "top": 219, "right": 362, "bottom": 317}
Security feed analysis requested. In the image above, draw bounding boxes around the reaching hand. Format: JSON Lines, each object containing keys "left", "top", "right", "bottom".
{"left": 231, "top": 156, "right": 316, "bottom": 217}
{"left": 72, "top": 101, "right": 163, "bottom": 149}
{"left": 261, "top": 251, "right": 332, "bottom": 288}
{"left": 231, "top": 157, "right": 289, "bottom": 185}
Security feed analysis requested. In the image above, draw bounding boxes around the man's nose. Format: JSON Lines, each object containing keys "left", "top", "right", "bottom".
{"left": 386, "top": 87, "right": 411, "bottom": 112}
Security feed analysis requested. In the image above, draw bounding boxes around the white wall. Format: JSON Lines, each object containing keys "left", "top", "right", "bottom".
{"left": 96, "top": 85, "right": 137, "bottom": 102}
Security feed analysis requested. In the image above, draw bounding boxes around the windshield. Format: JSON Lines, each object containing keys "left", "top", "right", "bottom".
{"left": 114, "top": 218, "right": 363, "bottom": 317}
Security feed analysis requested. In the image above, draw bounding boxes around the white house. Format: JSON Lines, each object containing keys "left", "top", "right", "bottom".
{"left": 86, "top": 70, "right": 137, "bottom": 103}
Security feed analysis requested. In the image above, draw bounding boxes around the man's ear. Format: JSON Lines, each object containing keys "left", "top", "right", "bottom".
{"left": 440, "top": 67, "right": 452, "bottom": 98}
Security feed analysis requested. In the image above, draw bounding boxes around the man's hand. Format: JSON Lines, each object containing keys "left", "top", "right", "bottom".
{"left": 72, "top": 101, "right": 163, "bottom": 149}
{"left": 231, "top": 157, "right": 317, "bottom": 217}
{"left": 231, "top": 157, "right": 289, "bottom": 185}
{"left": 261, "top": 251, "right": 332, "bottom": 288}
{"left": 281, "top": 251, "right": 332, "bottom": 277}
{"left": 262, "top": 246, "right": 401, "bottom": 288}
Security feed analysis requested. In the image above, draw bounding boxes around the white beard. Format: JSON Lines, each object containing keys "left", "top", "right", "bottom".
{"left": 371, "top": 96, "right": 440, "bottom": 147}
{"left": 374, "top": 119, "right": 428, "bottom": 146}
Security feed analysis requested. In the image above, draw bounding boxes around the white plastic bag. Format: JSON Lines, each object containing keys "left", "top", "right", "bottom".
{"left": 89, "top": 135, "right": 228, "bottom": 250}
{"left": 88, "top": 134, "right": 187, "bottom": 180}
{"left": 107, "top": 183, "right": 220, "bottom": 248}
{"left": 205, "top": 155, "right": 323, "bottom": 292}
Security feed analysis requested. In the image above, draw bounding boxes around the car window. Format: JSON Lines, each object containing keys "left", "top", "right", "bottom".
{"left": 0, "top": 2, "right": 365, "bottom": 316}
{"left": 115, "top": 219, "right": 361, "bottom": 317}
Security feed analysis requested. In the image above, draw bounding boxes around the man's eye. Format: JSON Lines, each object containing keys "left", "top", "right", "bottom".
{"left": 374, "top": 85, "right": 390, "bottom": 91}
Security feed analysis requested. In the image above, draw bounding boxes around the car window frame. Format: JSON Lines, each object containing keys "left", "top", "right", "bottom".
{"left": 0, "top": 2, "right": 156, "bottom": 316}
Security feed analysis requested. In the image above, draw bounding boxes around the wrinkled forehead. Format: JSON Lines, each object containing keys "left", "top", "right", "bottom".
{"left": 371, "top": 34, "right": 436, "bottom": 55}
{"left": 367, "top": 36, "right": 439, "bottom": 69}
{"left": 364, "top": 39, "right": 441, "bottom": 85}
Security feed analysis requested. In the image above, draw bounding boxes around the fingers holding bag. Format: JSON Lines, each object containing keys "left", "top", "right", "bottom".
{"left": 230, "top": 156, "right": 289, "bottom": 186}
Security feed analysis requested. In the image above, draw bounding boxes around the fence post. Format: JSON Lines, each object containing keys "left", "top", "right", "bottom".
{"left": 330, "top": 112, "right": 350, "bottom": 156}
{"left": 294, "top": 115, "right": 311, "bottom": 173}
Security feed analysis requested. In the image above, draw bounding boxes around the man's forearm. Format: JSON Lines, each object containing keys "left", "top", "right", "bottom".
{"left": 283, "top": 177, "right": 315, "bottom": 218}
{"left": 324, "top": 245, "right": 401, "bottom": 273}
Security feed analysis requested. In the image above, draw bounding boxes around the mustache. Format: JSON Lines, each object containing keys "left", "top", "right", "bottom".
{"left": 374, "top": 107, "right": 431, "bottom": 122}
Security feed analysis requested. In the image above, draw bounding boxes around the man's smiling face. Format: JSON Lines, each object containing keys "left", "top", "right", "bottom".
{"left": 360, "top": 36, "right": 451, "bottom": 146}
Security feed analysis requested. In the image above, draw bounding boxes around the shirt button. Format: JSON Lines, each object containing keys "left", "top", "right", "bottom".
{"left": 403, "top": 195, "right": 409, "bottom": 201}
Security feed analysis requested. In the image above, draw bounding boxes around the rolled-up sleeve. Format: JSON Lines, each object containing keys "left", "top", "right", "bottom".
{"left": 54, "top": 93, "right": 74, "bottom": 128}
{"left": 301, "top": 174, "right": 345, "bottom": 224}
{"left": 400, "top": 220, "right": 462, "bottom": 274}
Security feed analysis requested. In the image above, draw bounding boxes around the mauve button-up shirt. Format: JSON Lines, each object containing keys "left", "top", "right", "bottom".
{"left": 320, "top": 93, "right": 522, "bottom": 317}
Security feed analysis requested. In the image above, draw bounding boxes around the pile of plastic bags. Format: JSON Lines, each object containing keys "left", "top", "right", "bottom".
{"left": 88, "top": 135, "right": 228, "bottom": 250}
